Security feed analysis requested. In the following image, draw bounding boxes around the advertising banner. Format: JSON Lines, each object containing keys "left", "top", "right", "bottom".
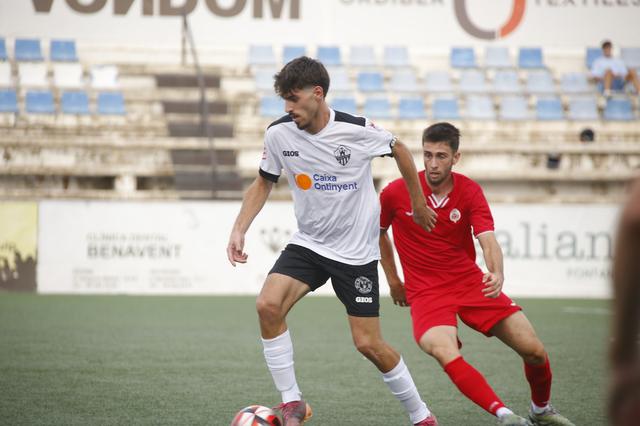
{"left": 0, "top": 202, "right": 38, "bottom": 292}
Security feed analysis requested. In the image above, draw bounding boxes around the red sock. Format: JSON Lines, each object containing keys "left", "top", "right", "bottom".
{"left": 524, "top": 356, "right": 552, "bottom": 407}
{"left": 444, "top": 356, "right": 505, "bottom": 415}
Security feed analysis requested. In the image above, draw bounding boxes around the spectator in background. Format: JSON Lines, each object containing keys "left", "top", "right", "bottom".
{"left": 591, "top": 40, "right": 640, "bottom": 97}
{"left": 609, "top": 178, "right": 640, "bottom": 426}
{"left": 579, "top": 128, "right": 595, "bottom": 143}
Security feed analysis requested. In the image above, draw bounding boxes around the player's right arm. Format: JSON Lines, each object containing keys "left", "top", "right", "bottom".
{"left": 379, "top": 228, "right": 408, "bottom": 307}
{"left": 227, "top": 175, "right": 274, "bottom": 266}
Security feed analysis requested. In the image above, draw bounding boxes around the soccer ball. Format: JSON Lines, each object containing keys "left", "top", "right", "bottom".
{"left": 230, "top": 405, "right": 282, "bottom": 426}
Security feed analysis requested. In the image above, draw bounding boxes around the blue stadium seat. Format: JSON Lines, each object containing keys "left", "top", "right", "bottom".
{"left": 61, "top": 91, "right": 90, "bottom": 115}
{"left": 15, "top": 39, "right": 43, "bottom": 62}
{"left": 383, "top": 46, "right": 410, "bottom": 67}
{"left": 282, "top": 45, "right": 306, "bottom": 64}
{"left": 568, "top": 97, "right": 599, "bottom": 121}
{"left": 465, "top": 95, "right": 495, "bottom": 120}
{"left": 0, "top": 38, "right": 7, "bottom": 61}
{"left": 397, "top": 97, "right": 425, "bottom": 119}
{"left": 451, "top": 47, "right": 476, "bottom": 68}
{"left": 459, "top": 69, "right": 488, "bottom": 93}
{"left": 50, "top": 40, "right": 78, "bottom": 62}
{"left": 499, "top": 96, "right": 530, "bottom": 121}
{"left": 259, "top": 96, "right": 284, "bottom": 117}
{"left": 254, "top": 69, "right": 276, "bottom": 92}
{"left": 330, "top": 97, "right": 357, "bottom": 115}
{"left": 526, "top": 70, "right": 555, "bottom": 95}
{"left": 604, "top": 98, "right": 634, "bottom": 121}
{"left": 363, "top": 98, "right": 391, "bottom": 119}
{"left": 26, "top": 90, "right": 54, "bottom": 114}
{"left": 0, "top": 89, "right": 18, "bottom": 113}
{"left": 621, "top": 47, "right": 640, "bottom": 69}
{"left": 97, "top": 92, "right": 126, "bottom": 115}
{"left": 317, "top": 46, "right": 342, "bottom": 66}
{"left": 389, "top": 69, "right": 419, "bottom": 92}
{"left": 424, "top": 71, "right": 454, "bottom": 94}
{"left": 431, "top": 98, "right": 460, "bottom": 120}
{"left": 493, "top": 70, "right": 522, "bottom": 94}
{"left": 585, "top": 47, "right": 602, "bottom": 69}
{"left": 484, "top": 46, "right": 511, "bottom": 68}
{"left": 248, "top": 45, "right": 276, "bottom": 67}
{"left": 350, "top": 46, "right": 377, "bottom": 67}
{"left": 560, "top": 73, "right": 592, "bottom": 94}
{"left": 536, "top": 98, "right": 564, "bottom": 121}
{"left": 518, "top": 47, "right": 544, "bottom": 69}
{"left": 330, "top": 68, "right": 352, "bottom": 92}
{"left": 357, "top": 71, "right": 384, "bottom": 92}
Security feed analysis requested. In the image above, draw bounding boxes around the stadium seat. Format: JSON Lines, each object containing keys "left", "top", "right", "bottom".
{"left": 526, "top": 70, "right": 555, "bottom": 95}
{"left": 424, "top": 71, "right": 454, "bottom": 94}
{"left": 50, "top": 39, "right": 78, "bottom": 62}
{"left": 0, "top": 62, "right": 12, "bottom": 87}
{"left": 15, "top": 38, "right": 43, "bottom": 62}
{"left": 90, "top": 65, "right": 119, "bottom": 89}
{"left": 0, "top": 89, "right": 18, "bottom": 113}
{"left": 18, "top": 63, "right": 48, "bottom": 87}
{"left": 536, "top": 97, "right": 564, "bottom": 121}
{"left": 330, "top": 97, "right": 357, "bottom": 115}
{"left": 357, "top": 71, "right": 384, "bottom": 92}
{"left": 350, "top": 46, "right": 377, "bottom": 67}
{"left": 560, "top": 73, "right": 592, "bottom": 94}
{"left": 259, "top": 96, "right": 284, "bottom": 117}
{"left": 363, "top": 97, "right": 392, "bottom": 119}
{"left": 248, "top": 45, "right": 276, "bottom": 67}
{"left": 459, "top": 69, "right": 488, "bottom": 94}
{"left": 621, "top": 47, "right": 640, "bottom": 69}
{"left": 493, "top": 70, "right": 522, "bottom": 94}
{"left": 451, "top": 47, "right": 476, "bottom": 68}
{"left": 330, "top": 68, "right": 353, "bottom": 92}
{"left": 518, "top": 47, "right": 545, "bottom": 69}
{"left": 585, "top": 47, "right": 602, "bottom": 69}
{"left": 484, "top": 46, "right": 512, "bottom": 68}
{"left": 389, "top": 69, "right": 419, "bottom": 93}
{"left": 53, "top": 63, "right": 84, "bottom": 89}
{"left": 383, "top": 46, "right": 410, "bottom": 67}
{"left": 25, "top": 90, "right": 55, "bottom": 114}
{"left": 97, "top": 92, "right": 126, "bottom": 115}
{"left": 499, "top": 96, "right": 530, "bottom": 121}
{"left": 254, "top": 69, "right": 276, "bottom": 92}
{"left": 317, "top": 46, "right": 342, "bottom": 66}
{"left": 397, "top": 97, "right": 425, "bottom": 119}
{"left": 568, "top": 97, "right": 599, "bottom": 121}
{"left": 604, "top": 98, "right": 635, "bottom": 121}
{"left": 61, "top": 91, "right": 90, "bottom": 115}
{"left": 465, "top": 95, "right": 495, "bottom": 120}
{"left": 0, "top": 38, "right": 7, "bottom": 61}
{"left": 282, "top": 45, "right": 306, "bottom": 64}
{"left": 432, "top": 98, "right": 460, "bottom": 120}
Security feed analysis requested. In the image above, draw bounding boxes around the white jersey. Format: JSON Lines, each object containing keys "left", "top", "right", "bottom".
{"left": 591, "top": 56, "right": 628, "bottom": 78}
{"left": 259, "top": 109, "right": 394, "bottom": 265}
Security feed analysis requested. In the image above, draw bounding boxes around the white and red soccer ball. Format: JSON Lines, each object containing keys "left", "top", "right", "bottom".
{"left": 230, "top": 405, "right": 282, "bottom": 426}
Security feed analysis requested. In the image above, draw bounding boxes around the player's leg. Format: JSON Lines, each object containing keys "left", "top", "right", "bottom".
{"left": 604, "top": 69, "right": 614, "bottom": 96}
{"left": 625, "top": 68, "right": 640, "bottom": 93}
{"left": 490, "top": 312, "right": 575, "bottom": 426}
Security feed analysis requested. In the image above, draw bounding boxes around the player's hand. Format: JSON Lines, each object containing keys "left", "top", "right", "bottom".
{"left": 227, "top": 231, "right": 248, "bottom": 266}
{"left": 411, "top": 203, "right": 437, "bottom": 232}
{"left": 481, "top": 271, "right": 504, "bottom": 298}
{"left": 389, "top": 281, "right": 409, "bottom": 307}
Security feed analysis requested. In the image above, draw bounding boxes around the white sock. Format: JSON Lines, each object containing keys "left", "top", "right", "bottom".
{"left": 531, "top": 401, "right": 549, "bottom": 414}
{"left": 262, "top": 329, "right": 302, "bottom": 403}
{"left": 496, "top": 407, "right": 514, "bottom": 418}
{"left": 382, "top": 357, "right": 431, "bottom": 424}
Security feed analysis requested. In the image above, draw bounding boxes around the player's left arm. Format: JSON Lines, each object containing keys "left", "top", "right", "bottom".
{"left": 477, "top": 232, "right": 504, "bottom": 298}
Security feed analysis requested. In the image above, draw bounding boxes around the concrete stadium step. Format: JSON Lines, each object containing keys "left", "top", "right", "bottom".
{"left": 162, "top": 100, "right": 228, "bottom": 115}
{"left": 154, "top": 73, "right": 221, "bottom": 88}
{"left": 167, "top": 121, "right": 234, "bottom": 138}
{"left": 170, "top": 149, "right": 236, "bottom": 166}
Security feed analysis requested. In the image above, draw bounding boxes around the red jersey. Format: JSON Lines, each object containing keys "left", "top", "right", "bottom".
{"left": 380, "top": 171, "right": 494, "bottom": 298}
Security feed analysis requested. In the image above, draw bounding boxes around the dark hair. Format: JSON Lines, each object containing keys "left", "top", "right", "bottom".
{"left": 602, "top": 40, "right": 612, "bottom": 49}
{"left": 273, "top": 56, "right": 330, "bottom": 98}
{"left": 580, "top": 128, "right": 595, "bottom": 142}
{"left": 422, "top": 122, "right": 460, "bottom": 152}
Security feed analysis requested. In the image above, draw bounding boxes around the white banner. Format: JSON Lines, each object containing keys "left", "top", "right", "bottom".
{"left": 1, "top": 0, "right": 639, "bottom": 50}
{"left": 38, "top": 200, "right": 617, "bottom": 297}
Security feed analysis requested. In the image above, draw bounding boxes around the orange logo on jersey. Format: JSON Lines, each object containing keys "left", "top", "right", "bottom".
{"left": 295, "top": 173, "right": 312, "bottom": 190}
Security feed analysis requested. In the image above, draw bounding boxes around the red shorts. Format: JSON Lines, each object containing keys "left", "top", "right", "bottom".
{"left": 409, "top": 281, "right": 522, "bottom": 344}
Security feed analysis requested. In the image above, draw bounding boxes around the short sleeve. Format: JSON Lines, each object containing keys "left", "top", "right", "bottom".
{"left": 379, "top": 184, "right": 395, "bottom": 230}
{"left": 362, "top": 118, "right": 394, "bottom": 158}
{"left": 259, "top": 130, "right": 282, "bottom": 182}
{"left": 469, "top": 187, "right": 494, "bottom": 237}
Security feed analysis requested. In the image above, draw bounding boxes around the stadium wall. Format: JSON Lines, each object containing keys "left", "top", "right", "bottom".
{"left": 34, "top": 200, "right": 617, "bottom": 298}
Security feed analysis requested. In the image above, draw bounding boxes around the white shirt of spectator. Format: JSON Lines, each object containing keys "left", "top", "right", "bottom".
{"left": 260, "top": 108, "right": 394, "bottom": 265}
{"left": 591, "top": 56, "right": 628, "bottom": 78}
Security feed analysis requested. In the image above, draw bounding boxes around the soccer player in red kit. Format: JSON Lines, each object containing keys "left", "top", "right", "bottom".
{"left": 379, "top": 123, "right": 575, "bottom": 426}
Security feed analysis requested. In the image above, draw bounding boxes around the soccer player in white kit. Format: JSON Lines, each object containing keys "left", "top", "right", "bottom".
{"left": 226, "top": 57, "right": 438, "bottom": 425}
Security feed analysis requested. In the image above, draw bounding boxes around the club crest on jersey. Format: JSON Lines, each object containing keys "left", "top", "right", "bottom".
{"left": 449, "top": 208, "right": 461, "bottom": 223}
{"left": 355, "top": 276, "right": 373, "bottom": 294}
{"left": 334, "top": 145, "right": 351, "bottom": 166}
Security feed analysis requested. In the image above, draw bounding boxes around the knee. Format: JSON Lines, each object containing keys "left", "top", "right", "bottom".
{"left": 423, "top": 342, "right": 460, "bottom": 365}
{"left": 522, "top": 342, "right": 547, "bottom": 365}
{"left": 605, "top": 69, "right": 614, "bottom": 77}
{"left": 256, "top": 296, "right": 284, "bottom": 324}
{"left": 353, "top": 335, "right": 383, "bottom": 359}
